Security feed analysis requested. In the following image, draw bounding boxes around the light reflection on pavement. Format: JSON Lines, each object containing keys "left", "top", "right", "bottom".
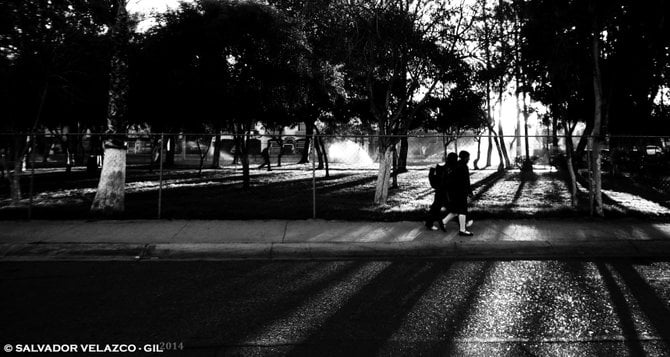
{"left": 1, "top": 260, "right": 670, "bottom": 356}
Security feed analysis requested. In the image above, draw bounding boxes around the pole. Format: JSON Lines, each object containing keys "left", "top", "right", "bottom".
{"left": 28, "top": 134, "right": 35, "bottom": 220}
{"left": 312, "top": 132, "right": 316, "bottom": 219}
{"left": 158, "top": 132, "right": 164, "bottom": 219}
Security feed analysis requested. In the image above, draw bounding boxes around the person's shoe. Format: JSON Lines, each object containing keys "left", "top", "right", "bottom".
{"left": 425, "top": 223, "right": 437, "bottom": 231}
{"left": 437, "top": 220, "right": 447, "bottom": 232}
{"left": 466, "top": 220, "right": 474, "bottom": 228}
{"left": 458, "top": 230, "right": 473, "bottom": 236}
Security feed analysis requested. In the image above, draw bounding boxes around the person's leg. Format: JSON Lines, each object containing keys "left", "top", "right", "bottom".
{"left": 442, "top": 212, "right": 457, "bottom": 225}
{"left": 425, "top": 202, "right": 438, "bottom": 230}
{"left": 458, "top": 214, "right": 473, "bottom": 236}
{"left": 458, "top": 214, "right": 466, "bottom": 231}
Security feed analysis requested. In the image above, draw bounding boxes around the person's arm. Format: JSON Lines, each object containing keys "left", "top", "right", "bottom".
{"left": 465, "top": 167, "right": 473, "bottom": 196}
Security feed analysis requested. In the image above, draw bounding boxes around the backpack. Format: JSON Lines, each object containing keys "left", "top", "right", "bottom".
{"left": 428, "top": 165, "right": 439, "bottom": 189}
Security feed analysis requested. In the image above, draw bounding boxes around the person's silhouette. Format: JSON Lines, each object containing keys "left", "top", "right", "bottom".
{"left": 258, "top": 146, "right": 271, "bottom": 171}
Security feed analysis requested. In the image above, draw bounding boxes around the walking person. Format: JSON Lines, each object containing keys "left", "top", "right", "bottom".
{"left": 425, "top": 153, "right": 455, "bottom": 231}
{"left": 258, "top": 144, "right": 272, "bottom": 171}
{"left": 444, "top": 150, "right": 474, "bottom": 236}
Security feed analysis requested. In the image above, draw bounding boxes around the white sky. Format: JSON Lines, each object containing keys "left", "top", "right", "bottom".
{"left": 127, "top": 0, "right": 191, "bottom": 32}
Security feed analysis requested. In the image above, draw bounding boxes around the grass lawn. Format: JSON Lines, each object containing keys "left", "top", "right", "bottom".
{"left": 1, "top": 163, "right": 669, "bottom": 221}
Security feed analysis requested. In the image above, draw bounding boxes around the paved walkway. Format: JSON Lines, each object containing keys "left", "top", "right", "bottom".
{"left": 1, "top": 218, "right": 670, "bottom": 260}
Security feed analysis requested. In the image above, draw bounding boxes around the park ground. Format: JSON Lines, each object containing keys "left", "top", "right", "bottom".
{"left": 1, "top": 159, "right": 670, "bottom": 220}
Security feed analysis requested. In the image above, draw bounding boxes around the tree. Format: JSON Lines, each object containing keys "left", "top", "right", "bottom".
{"left": 1, "top": 0, "right": 112, "bottom": 204}
{"left": 471, "top": 0, "right": 510, "bottom": 171}
{"left": 137, "top": 0, "right": 310, "bottom": 189}
{"left": 420, "top": 83, "right": 488, "bottom": 157}
{"left": 515, "top": 0, "right": 670, "bottom": 215}
{"left": 324, "top": 1, "right": 471, "bottom": 205}
{"left": 90, "top": 0, "right": 131, "bottom": 216}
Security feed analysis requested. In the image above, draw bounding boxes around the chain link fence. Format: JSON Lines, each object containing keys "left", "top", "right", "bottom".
{"left": 1, "top": 132, "right": 669, "bottom": 220}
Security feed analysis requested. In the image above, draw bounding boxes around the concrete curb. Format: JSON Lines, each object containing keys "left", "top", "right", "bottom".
{"left": 3, "top": 241, "right": 670, "bottom": 261}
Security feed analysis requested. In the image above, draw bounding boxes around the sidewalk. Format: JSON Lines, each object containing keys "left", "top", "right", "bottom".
{"left": 1, "top": 218, "right": 670, "bottom": 260}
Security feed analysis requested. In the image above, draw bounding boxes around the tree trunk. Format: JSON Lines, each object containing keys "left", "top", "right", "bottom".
{"left": 575, "top": 120, "right": 594, "bottom": 157}
{"left": 315, "top": 135, "right": 324, "bottom": 169}
{"left": 397, "top": 135, "right": 408, "bottom": 173}
{"left": 91, "top": 0, "right": 129, "bottom": 216}
{"left": 474, "top": 137, "right": 482, "bottom": 170}
{"left": 165, "top": 134, "right": 176, "bottom": 167}
{"left": 523, "top": 90, "right": 531, "bottom": 160}
{"left": 195, "top": 137, "right": 209, "bottom": 176}
{"left": 552, "top": 115, "right": 559, "bottom": 148}
{"left": 497, "top": 83, "right": 511, "bottom": 169}
{"left": 240, "top": 141, "right": 250, "bottom": 190}
{"left": 515, "top": 88, "right": 522, "bottom": 158}
{"left": 211, "top": 131, "right": 221, "bottom": 168}
{"left": 374, "top": 144, "right": 394, "bottom": 205}
{"left": 489, "top": 126, "right": 504, "bottom": 171}
{"left": 563, "top": 122, "right": 578, "bottom": 207}
{"left": 392, "top": 144, "right": 398, "bottom": 189}
{"left": 8, "top": 136, "right": 24, "bottom": 204}
{"left": 486, "top": 129, "right": 493, "bottom": 167}
{"left": 90, "top": 147, "right": 126, "bottom": 215}
{"left": 297, "top": 121, "right": 313, "bottom": 164}
{"left": 65, "top": 143, "right": 73, "bottom": 173}
{"left": 234, "top": 130, "right": 251, "bottom": 190}
{"left": 498, "top": 120, "right": 511, "bottom": 168}
{"left": 590, "top": 19, "right": 604, "bottom": 217}
{"left": 514, "top": 9, "right": 523, "bottom": 159}
{"left": 483, "top": 0, "right": 493, "bottom": 169}
{"left": 148, "top": 136, "right": 160, "bottom": 173}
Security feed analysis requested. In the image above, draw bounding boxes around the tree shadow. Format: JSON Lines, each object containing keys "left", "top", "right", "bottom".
{"left": 512, "top": 177, "right": 527, "bottom": 205}
{"left": 595, "top": 262, "right": 647, "bottom": 356}
{"left": 471, "top": 170, "right": 506, "bottom": 202}
{"left": 285, "top": 261, "right": 450, "bottom": 356}
{"left": 416, "top": 262, "right": 493, "bottom": 356}
{"left": 573, "top": 170, "right": 630, "bottom": 213}
{"left": 315, "top": 175, "right": 377, "bottom": 196}
{"left": 611, "top": 262, "right": 670, "bottom": 344}
{"left": 279, "top": 261, "right": 495, "bottom": 356}
{"left": 147, "top": 261, "right": 365, "bottom": 349}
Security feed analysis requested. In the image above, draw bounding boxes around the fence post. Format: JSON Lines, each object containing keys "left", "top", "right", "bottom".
{"left": 312, "top": 132, "right": 316, "bottom": 219}
{"left": 158, "top": 132, "right": 164, "bottom": 219}
{"left": 28, "top": 133, "right": 35, "bottom": 220}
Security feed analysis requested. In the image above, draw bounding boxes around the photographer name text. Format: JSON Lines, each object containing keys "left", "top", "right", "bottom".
{"left": 4, "top": 342, "right": 184, "bottom": 353}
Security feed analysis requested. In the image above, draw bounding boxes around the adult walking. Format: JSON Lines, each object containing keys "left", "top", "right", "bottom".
{"left": 425, "top": 153, "right": 457, "bottom": 231}
{"left": 258, "top": 145, "right": 272, "bottom": 171}
{"left": 446, "top": 150, "right": 474, "bottom": 236}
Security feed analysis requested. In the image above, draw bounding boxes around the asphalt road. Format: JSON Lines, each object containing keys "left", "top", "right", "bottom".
{"left": 2, "top": 260, "right": 670, "bottom": 356}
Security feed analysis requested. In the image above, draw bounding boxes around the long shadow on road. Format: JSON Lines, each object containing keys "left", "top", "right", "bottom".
{"left": 611, "top": 262, "right": 670, "bottom": 343}
{"left": 597, "top": 263, "right": 647, "bottom": 356}
{"left": 285, "top": 261, "right": 450, "bottom": 356}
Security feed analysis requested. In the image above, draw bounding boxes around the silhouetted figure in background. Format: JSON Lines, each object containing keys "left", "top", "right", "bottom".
{"left": 86, "top": 134, "right": 103, "bottom": 176}
{"left": 258, "top": 145, "right": 271, "bottom": 171}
